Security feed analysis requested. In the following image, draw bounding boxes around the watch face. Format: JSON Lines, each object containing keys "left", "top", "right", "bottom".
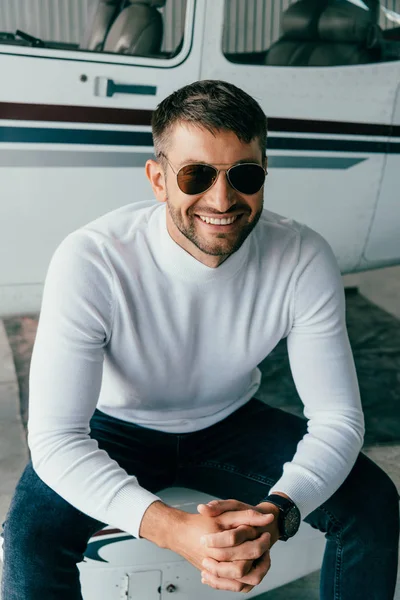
{"left": 284, "top": 506, "right": 301, "bottom": 537}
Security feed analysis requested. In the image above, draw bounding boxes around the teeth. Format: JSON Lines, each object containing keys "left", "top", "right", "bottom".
{"left": 199, "top": 215, "right": 238, "bottom": 225}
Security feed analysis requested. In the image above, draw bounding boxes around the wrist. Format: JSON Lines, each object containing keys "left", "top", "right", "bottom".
{"left": 258, "top": 493, "right": 301, "bottom": 542}
{"left": 256, "top": 491, "right": 291, "bottom": 516}
{"left": 256, "top": 501, "right": 280, "bottom": 518}
{"left": 139, "top": 500, "right": 187, "bottom": 550}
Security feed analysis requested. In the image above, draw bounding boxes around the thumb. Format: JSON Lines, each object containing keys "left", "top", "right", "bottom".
{"left": 218, "top": 509, "right": 275, "bottom": 528}
{"left": 197, "top": 501, "right": 225, "bottom": 516}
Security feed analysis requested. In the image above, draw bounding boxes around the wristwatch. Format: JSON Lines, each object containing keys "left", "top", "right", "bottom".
{"left": 265, "top": 494, "right": 301, "bottom": 541}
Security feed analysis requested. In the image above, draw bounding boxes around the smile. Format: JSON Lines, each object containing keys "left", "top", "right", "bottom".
{"left": 198, "top": 215, "right": 239, "bottom": 225}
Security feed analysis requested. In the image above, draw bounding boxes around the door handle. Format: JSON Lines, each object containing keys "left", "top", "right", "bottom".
{"left": 94, "top": 77, "right": 157, "bottom": 98}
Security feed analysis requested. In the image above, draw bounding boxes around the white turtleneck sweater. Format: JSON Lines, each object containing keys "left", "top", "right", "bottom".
{"left": 27, "top": 200, "right": 364, "bottom": 540}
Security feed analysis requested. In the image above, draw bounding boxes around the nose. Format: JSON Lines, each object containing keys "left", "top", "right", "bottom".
{"left": 205, "top": 169, "right": 236, "bottom": 213}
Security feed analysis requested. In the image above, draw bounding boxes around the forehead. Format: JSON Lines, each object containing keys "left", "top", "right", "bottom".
{"left": 167, "top": 122, "right": 263, "bottom": 166}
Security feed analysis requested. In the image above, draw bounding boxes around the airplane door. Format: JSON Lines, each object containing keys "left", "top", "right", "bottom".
{"left": 0, "top": 0, "right": 203, "bottom": 316}
{"left": 364, "top": 81, "right": 400, "bottom": 264}
{"left": 199, "top": 0, "right": 400, "bottom": 274}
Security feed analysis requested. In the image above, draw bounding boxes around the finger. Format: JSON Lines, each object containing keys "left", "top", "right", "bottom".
{"left": 201, "top": 525, "right": 258, "bottom": 548}
{"left": 197, "top": 503, "right": 225, "bottom": 517}
{"left": 201, "top": 570, "right": 254, "bottom": 593}
{"left": 202, "top": 556, "right": 254, "bottom": 579}
{"left": 205, "top": 531, "right": 271, "bottom": 562}
{"left": 217, "top": 508, "right": 275, "bottom": 529}
{"left": 198, "top": 499, "right": 249, "bottom": 516}
{"left": 237, "top": 550, "right": 272, "bottom": 586}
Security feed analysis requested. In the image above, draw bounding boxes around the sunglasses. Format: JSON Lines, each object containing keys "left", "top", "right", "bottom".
{"left": 159, "top": 153, "right": 267, "bottom": 196}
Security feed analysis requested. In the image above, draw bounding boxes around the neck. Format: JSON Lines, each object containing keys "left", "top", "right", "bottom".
{"left": 165, "top": 212, "right": 230, "bottom": 268}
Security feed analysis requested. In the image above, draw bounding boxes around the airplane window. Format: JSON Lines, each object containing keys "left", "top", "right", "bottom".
{"left": 223, "top": 0, "right": 400, "bottom": 67}
{"left": 344, "top": 0, "right": 370, "bottom": 11}
{"left": 0, "top": 0, "right": 187, "bottom": 60}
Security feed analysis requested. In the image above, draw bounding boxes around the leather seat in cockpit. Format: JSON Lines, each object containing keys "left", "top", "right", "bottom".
{"left": 103, "top": 0, "right": 165, "bottom": 56}
{"left": 264, "top": 0, "right": 382, "bottom": 67}
{"left": 81, "top": 0, "right": 124, "bottom": 52}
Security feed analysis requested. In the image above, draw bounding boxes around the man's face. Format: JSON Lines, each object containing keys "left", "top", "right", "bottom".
{"left": 147, "top": 123, "right": 266, "bottom": 268}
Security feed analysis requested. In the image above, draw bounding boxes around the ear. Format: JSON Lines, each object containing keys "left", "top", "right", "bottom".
{"left": 146, "top": 159, "right": 167, "bottom": 203}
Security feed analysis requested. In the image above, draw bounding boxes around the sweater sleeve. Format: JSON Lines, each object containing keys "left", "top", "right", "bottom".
{"left": 268, "top": 227, "right": 365, "bottom": 518}
{"left": 27, "top": 232, "right": 161, "bottom": 539}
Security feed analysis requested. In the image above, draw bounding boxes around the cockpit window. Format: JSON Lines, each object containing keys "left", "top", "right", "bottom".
{"left": 345, "top": 0, "right": 400, "bottom": 24}
{"left": 223, "top": 0, "right": 400, "bottom": 67}
{"left": 381, "top": 5, "right": 400, "bottom": 25}
{"left": 0, "top": 0, "right": 187, "bottom": 60}
{"left": 343, "top": 0, "right": 370, "bottom": 10}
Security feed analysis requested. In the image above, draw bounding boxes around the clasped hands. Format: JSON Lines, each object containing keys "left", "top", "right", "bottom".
{"left": 193, "top": 498, "right": 281, "bottom": 594}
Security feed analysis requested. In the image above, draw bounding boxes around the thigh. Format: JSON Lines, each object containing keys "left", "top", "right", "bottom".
{"left": 304, "top": 450, "right": 399, "bottom": 542}
{"left": 177, "top": 398, "right": 308, "bottom": 504}
{"left": 3, "top": 409, "right": 178, "bottom": 547}
{"left": 89, "top": 408, "right": 177, "bottom": 493}
{"left": 304, "top": 453, "right": 399, "bottom": 598}
{"left": 2, "top": 460, "right": 106, "bottom": 568}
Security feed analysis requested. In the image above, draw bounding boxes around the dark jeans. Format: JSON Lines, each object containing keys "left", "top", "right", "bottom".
{"left": 1, "top": 399, "right": 399, "bottom": 599}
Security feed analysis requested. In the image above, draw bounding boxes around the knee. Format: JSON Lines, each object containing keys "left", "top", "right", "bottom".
{"left": 305, "top": 455, "right": 399, "bottom": 550}
{"left": 356, "top": 454, "right": 399, "bottom": 542}
{"left": 365, "top": 455, "right": 399, "bottom": 511}
{"left": 372, "top": 465, "right": 399, "bottom": 527}
{"left": 3, "top": 462, "right": 64, "bottom": 556}
{"left": 2, "top": 462, "right": 102, "bottom": 560}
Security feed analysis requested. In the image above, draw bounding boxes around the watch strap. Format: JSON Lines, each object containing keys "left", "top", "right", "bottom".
{"left": 265, "top": 494, "right": 299, "bottom": 541}
{"left": 266, "top": 494, "right": 296, "bottom": 512}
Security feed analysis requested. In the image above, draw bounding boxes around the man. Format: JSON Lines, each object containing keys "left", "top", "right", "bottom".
{"left": 1, "top": 80, "right": 399, "bottom": 599}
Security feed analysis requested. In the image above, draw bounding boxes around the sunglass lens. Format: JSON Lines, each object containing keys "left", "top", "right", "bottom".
{"left": 228, "top": 164, "right": 265, "bottom": 194}
{"left": 177, "top": 164, "right": 218, "bottom": 195}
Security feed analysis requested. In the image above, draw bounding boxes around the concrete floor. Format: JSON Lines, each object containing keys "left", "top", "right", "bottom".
{"left": 0, "top": 266, "right": 399, "bottom": 598}
{"left": 343, "top": 266, "right": 400, "bottom": 321}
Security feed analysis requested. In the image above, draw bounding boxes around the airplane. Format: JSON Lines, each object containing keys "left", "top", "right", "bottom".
{"left": 0, "top": 0, "right": 399, "bottom": 318}
{"left": 0, "top": 0, "right": 399, "bottom": 597}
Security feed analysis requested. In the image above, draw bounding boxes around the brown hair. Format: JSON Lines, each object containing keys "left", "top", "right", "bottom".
{"left": 152, "top": 80, "right": 268, "bottom": 162}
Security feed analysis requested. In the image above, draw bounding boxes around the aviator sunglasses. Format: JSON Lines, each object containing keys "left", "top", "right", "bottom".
{"left": 159, "top": 152, "right": 267, "bottom": 196}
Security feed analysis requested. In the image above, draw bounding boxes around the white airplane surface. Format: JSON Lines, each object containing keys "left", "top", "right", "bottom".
{"left": 0, "top": 0, "right": 399, "bottom": 316}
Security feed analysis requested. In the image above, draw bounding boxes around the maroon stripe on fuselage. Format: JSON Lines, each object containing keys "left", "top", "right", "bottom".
{"left": 270, "top": 117, "right": 394, "bottom": 137}
{"left": 0, "top": 102, "right": 152, "bottom": 126}
{"left": 91, "top": 528, "right": 124, "bottom": 538}
{"left": 0, "top": 101, "right": 398, "bottom": 137}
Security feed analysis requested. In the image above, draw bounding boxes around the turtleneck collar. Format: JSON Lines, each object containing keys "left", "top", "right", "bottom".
{"left": 148, "top": 204, "right": 251, "bottom": 283}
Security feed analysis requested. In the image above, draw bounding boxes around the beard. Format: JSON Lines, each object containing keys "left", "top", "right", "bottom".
{"left": 165, "top": 196, "right": 263, "bottom": 258}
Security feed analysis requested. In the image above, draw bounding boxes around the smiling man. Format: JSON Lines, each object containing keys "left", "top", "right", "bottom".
{"left": 151, "top": 127, "right": 266, "bottom": 266}
{"left": 1, "top": 80, "right": 399, "bottom": 600}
